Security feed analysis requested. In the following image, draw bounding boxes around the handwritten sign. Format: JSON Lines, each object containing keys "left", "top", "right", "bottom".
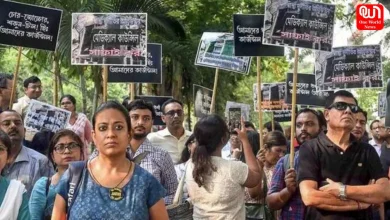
{"left": 108, "top": 43, "right": 162, "bottom": 83}
{"left": 263, "top": 0, "right": 335, "bottom": 52}
{"left": 135, "top": 96, "right": 173, "bottom": 126}
{"left": 253, "top": 83, "right": 291, "bottom": 112}
{"left": 195, "top": 32, "right": 252, "bottom": 74}
{"left": 71, "top": 13, "right": 147, "bottom": 66}
{"left": 379, "top": 92, "right": 386, "bottom": 118}
{"left": 315, "top": 45, "right": 383, "bottom": 91}
{"left": 24, "top": 100, "right": 71, "bottom": 133}
{"left": 0, "top": 0, "right": 62, "bottom": 51}
{"left": 233, "top": 14, "right": 284, "bottom": 57}
{"left": 193, "top": 84, "right": 213, "bottom": 118}
{"left": 285, "top": 73, "right": 333, "bottom": 107}
{"left": 225, "top": 101, "right": 250, "bottom": 121}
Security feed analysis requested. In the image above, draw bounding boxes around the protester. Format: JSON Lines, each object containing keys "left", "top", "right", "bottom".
{"left": 351, "top": 108, "right": 368, "bottom": 142}
{"left": 148, "top": 99, "right": 192, "bottom": 164}
{"left": 52, "top": 101, "right": 168, "bottom": 219}
{"left": 0, "top": 129, "right": 30, "bottom": 219}
{"left": 379, "top": 117, "right": 390, "bottom": 175}
{"left": 263, "top": 121, "right": 283, "bottom": 137}
{"left": 60, "top": 94, "right": 92, "bottom": 158}
{"left": 124, "top": 99, "right": 178, "bottom": 205}
{"left": 29, "top": 129, "right": 83, "bottom": 220}
{"left": 12, "top": 76, "right": 43, "bottom": 117}
{"left": 267, "top": 108, "right": 322, "bottom": 220}
{"left": 186, "top": 115, "right": 261, "bottom": 219}
{"left": 284, "top": 126, "right": 291, "bottom": 141}
{"left": 298, "top": 90, "right": 389, "bottom": 219}
{"left": 244, "top": 121, "right": 256, "bottom": 131}
{"left": 0, "top": 110, "right": 53, "bottom": 196}
{"left": 0, "top": 73, "right": 13, "bottom": 113}
{"left": 370, "top": 119, "right": 384, "bottom": 156}
{"left": 29, "top": 129, "right": 55, "bottom": 155}
{"left": 222, "top": 132, "right": 242, "bottom": 160}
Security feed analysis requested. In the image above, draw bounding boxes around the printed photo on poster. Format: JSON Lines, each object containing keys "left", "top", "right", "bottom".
{"left": 135, "top": 96, "right": 172, "bottom": 126}
{"left": 253, "top": 83, "right": 291, "bottom": 112}
{"left": 263, "top": 0, "right": 335, "bottom": 52}
{"left": 24, "top": 100, "right": 71, "bottom": 133}
{"left": 378, "top": 92, "right": 386, "bottom": 118}
{"left": 233, "top": 14, "right": 285, "bottom": 57}
{"left": 193, "top": 84, "right": 213, "bottom": 118}
{"left": 0, "top": 1, "right": 62, "bottom": 51}
{"left": 195, "top": 32, "right": 252, "bottom": 74}
{"left": 108, "top": 43, "right": 162, "bottom": 83}
{"left": 225, "top": 101, "right": 250, "bottom": 121}
{"left": 315, "top": 45, "right": 383, "bottom": 91}
{"left": 71, "top": 13, "right": 147, "bottom": 66}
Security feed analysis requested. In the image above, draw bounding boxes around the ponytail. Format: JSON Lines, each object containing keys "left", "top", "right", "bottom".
{"left": 192, "top": 144, "right": 216, "bottom": 187}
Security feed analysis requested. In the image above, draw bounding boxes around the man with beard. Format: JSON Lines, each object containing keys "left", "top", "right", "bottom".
{"left": 126, "top": 99, "right": 177, "bottom": 205}
{"left": 0, "top": 110, "right": 53, "bottom": 196}
{"left": 369, "top": 119, "right": 384, "bottom": 156}
{"left": 267, "top": 108, "right": 323, "bottom": 220}
{"left": 148, "top": 99, "right": 192, "bottom": 164}
{"left": 351, "top": 108, "right": 368, "bottom": 142}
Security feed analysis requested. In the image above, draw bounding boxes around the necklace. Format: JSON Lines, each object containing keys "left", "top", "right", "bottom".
{"left": 89, "top": 159, "right": 132, "bottom": 201}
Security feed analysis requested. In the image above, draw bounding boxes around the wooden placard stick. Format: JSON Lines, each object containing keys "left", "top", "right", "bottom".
{"left": 271, "top": 112, "right": 275, "bottom": 131}
{"left": 210, "top": 68, "right": 219, "bottom": 114}
{"left": 52, "top": 54, "right": 59, "bottom": 106}
{"left": 102, "top": 66, "right": 108, "bottom": 102}
{"left": 9, "top": 46, "right": 23, "bottom": 109}
{"left": 289, "top": 48, "right": 300, "bottom": 169}
{"left": 257, "top": 57, "right": 264, "bottom": 149}
{"left": 130, "top": 83, "right": 135, "bottom": 101}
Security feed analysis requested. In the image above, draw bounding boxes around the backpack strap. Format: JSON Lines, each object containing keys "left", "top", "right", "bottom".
{"left": 66, "top": 161, "right": 86, "bottom": 216}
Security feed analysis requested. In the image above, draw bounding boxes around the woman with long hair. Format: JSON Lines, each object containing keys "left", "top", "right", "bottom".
{"left": 186, "top": 115, "right": 261, "bottom": 219}
{"left": 29, "top": 129, "right": 84, "bottom": 219}
{"left": 51, "top": 101, "right": 168, "bottom": 220}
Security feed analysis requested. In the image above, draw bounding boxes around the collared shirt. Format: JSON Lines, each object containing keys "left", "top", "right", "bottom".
{"left": 12, "top": 95, "right": 31, "bottom": 117}
{"left": 269, "top": 152, "right": 304, "bottom": 220}
{"left": 1, "top": 146, "right": 54, "bottom": 197}
{"left": 298, "top": 132, "right": 386, "bottom": 220}
{"left": 147, "top": 128, "right": 192, "bottom": 164}
{"left": 369, "top": 139, "right": 382, "bottom": 156}
{"left": 128, "top": 139, "right": 178, "bottom": 205}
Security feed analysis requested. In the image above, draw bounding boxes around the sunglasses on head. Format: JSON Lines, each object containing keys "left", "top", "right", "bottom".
{"left": 327, "top": 102, "right": 359, "bottom": 113}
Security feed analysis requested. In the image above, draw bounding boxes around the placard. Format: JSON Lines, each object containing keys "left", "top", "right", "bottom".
{"left": 233, "top": 14, "right": 285, "bottom": 57}
{"left": 195, "top": 32, "right": 252, "bottom": 74}
{"left": 135, "top": 95, "right": 173, "bottom": 126}
{"left": 253, "top": 83, "right": 291, "bottom": 111}
{"left": 273, "top": 110, "right": 293, "bottom": 122}
{"left": 263, "top": 0, "right": 335, "bottom": 52}
{"left": 71, "top": 13, "right": 147, "bottom": 66}
{"left": 285, "top": 73, "right": 333, "bottom": 107}
{"left": 108, "top": 43, "right": 162, "bottom": 83}
{"left": 193, "top": 84, "right": 213, "bottom": 118}
{"left": 24, "top": 100, "right": 71, "bottom": 133}
{"left": 0, "top": 0, "right": 62, "bottom": 51}
{"left": 315, "top": 45, "right": 383, "bottom": 91}
{"left": 225, "top": 101, "right": 250, "bottom": 121}
{"left": 379, "top": 92, "right": 386, "bottom": 118}
{"left": 385, "top": 79, "right": 390, "bottom": 127}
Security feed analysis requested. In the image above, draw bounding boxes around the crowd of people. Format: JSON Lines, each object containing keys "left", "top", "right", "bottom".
{"left": 1, "top": 71, "right": 390, "bottom": 220}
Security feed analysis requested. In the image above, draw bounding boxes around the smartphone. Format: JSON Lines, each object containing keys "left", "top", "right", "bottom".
{"left": 228, "top": 107, "right": 241, "bottom": 133}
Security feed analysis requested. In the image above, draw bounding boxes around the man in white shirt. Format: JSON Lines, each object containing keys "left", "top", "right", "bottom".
{"left": 12, "top": 76, "right": 43, "bottom": 118}
{"left": 369, "top": 119, "right": 385, "bottom": 156}
{"left": 147, "top": 99, "right": 192, "bottom": 164}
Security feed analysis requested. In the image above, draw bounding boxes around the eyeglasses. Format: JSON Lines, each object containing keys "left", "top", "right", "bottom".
{"left": 54, "top": 142, "right": 81, "bottom": 154}
{"left": 327, "top": 102, "right": 359, "bottom": 113}
{"left": 164, "top": 110, "right": 183, "bottom": 117}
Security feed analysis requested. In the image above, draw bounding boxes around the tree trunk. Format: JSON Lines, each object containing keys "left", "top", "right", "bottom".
{"left": 91, "top": 66, "right": 102, "bottom": 117}
{"left": 186, "top": 95, "right": 192, "bottom": 131}
{"left": 57, "top": 65, "right": 64, "bottom": 98}
{"left": 172, "top": 59, "right": 182, "bottom": 100}
{"left": 80, "top": 69, "right": 87, "bottom": 114}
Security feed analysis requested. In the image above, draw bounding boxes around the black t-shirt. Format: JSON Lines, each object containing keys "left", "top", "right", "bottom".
{"left": 298, "top": 132, "right": 387, "bottom": 220}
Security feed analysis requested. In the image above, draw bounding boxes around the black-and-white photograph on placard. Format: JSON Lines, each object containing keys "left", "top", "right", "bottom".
{"left": 263, "top": 0, "right": 335, "bottom": 52}
{"left": 315, "top": 45, "right": 383, "bottom": 91}
{"left": 379, "top": 92, "right": 386, "bottom": 118}
{"left": 24, "top": 100, "right": 71, "bottom": 133}
{"left": 71, "top": 13, "right": 147, "bottom": 66}
{"left": 108, "top": 43, "right": 162, "bottom": 83}
{"left": 233, "top": 14, "right": 285, "bottom": 57}
{"left": 225, "top": 101, "right": 250, "bottom": 121}
{"left": 135, "top": 96, "right": 172, "bottom": 126}
{"left": 0, "top": 0, "right": 62, "bottom": 51}
{"left": 193, "top": 84, "right": 213, "bottom": 118}
{"left": 253, "top": 83, "right": 291, "bottom": 112}
{"left": 195, "top": 32, "right": 252, "bottom": 74}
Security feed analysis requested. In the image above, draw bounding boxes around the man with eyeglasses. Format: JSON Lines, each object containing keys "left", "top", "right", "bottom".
{"left": 0, "top": 73, "right": 13, "bottom": 113}
{"left": 148, "top": 99, "right": 192, "bottom": 164}
{"left": 298, "top": 90, "right": 389, "bottom": 219}
{"left": 12, "top": 76, "right": 43, "bottom": 118}
{"left": 124, "top": 99, "right": 177, "bottom": 205}
{"left": 0, "top": 110, "right": 54, "bottom": 197}
{"left": 369, "top": 119, "right": 384, "bottom": 156}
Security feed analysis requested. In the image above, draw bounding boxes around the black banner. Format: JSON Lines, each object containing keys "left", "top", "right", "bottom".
{"left": 233, "top": 14, "right": 284, "bottom": 57}
{"left": 193, "top": 84, "right": 212, "bottom": 118}
{"left": 263, "top": 0, "right": 335, "bottom": 52}
{"left": 0, "top": 0, "right": 62, "bottom": 51}
{"left": 273, "top": 110, "right": 292, "bottom": 122}
{"left": 315, "top": 45, "right": 383, "bottom": 91}
{"left": 285, "top": 73, "right": 333, "bottom": 107}
{"left": 108, "top": 44, "right": 162, "bottom": 83}
{"left": 135, "top": 96, "right": 172, "bottom": 126}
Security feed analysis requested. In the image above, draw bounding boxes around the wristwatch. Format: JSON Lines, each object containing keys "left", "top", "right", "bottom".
{"left": 339, "top": 183, "right": 347, "bottom": 201}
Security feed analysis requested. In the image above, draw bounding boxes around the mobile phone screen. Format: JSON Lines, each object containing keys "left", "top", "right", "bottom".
{"left": 228, "top": 107, "right": 241, "bottom": 133}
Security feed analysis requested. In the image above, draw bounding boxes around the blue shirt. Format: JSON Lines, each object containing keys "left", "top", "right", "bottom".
{"left": 56, "top": 164, "right": 166, "bottom": 219}
{"left": 29, "top": 177, "right": 58, "bottom": 219}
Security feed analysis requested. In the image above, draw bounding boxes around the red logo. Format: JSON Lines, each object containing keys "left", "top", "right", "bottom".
{"left": 356, "top": 4, "right": 384, "bottom": 30}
